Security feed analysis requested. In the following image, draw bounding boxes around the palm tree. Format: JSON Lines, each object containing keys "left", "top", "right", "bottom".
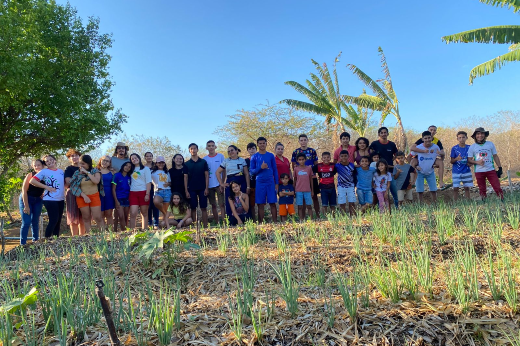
{"left": 280, "top": 53, "right": 371, "bottom": 137}
{"left": 442, "top": 0, "right": 520, "bottom": 84}
{"left": 343, "top": 47, "right": 408, "bottom": 150}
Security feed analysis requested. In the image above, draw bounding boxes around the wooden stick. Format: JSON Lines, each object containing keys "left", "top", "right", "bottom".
{"left": 0, "top": 218, "right": 5, "bottom": 257}
{"left": 95, "top": 280, "right": 121, "bottom": 346}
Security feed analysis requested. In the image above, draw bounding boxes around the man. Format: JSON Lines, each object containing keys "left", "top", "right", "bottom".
{"left": 333, "top": 132, "right": 356, "bottom": 164}
{"left": 203, "top": 140, "right": 225, "bottom": 224}
{"left": 412, "top": 131, "right": 440, "bottom": 203}
{"left": 467, "top": 127, "right": 504, "bottom": 201}
{"left": 450, "top": 131, "right": 473, "bottom": 201}
{"left": 291, "top": 134, "right": 320, "bottom": 218}
{"left": 369, "top": 127, "right": 399, "bottom": 208}
{"left": 184, "top": 143, "right": 210, "bottom": 227}
{"left": 111, "top": 142, "right": 130, "bottom": 171}
{"left": 245, "top": 143, "right": 257, "bottom": 222}
{"left": 250, "top": 137, "right": 278, "bottom": 223}
{"left": 410, "top": 125, "right": 448, "bottom": 190}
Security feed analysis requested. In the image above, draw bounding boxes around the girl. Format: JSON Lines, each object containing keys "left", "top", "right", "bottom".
{"left": 70, "top": 155, "right": 103, "bottom": 234}
{"left": 64, "top": 148, "right": 85, "bottom": 236}
{"left": 373, "top": 159, "right": 392, "bottom": 213}
{"left": 274, "top": 142, "right": 292, "bottom": 184}
{"left": 228, "top": 181, "right": 251, "bottom": 226}
{"left": 151, "top": 156, "right": 171, "bottom": 229}
{"left": 169, "top": 192, "right": 193, "bottom": 229}
{"left": 354, "top": 137, "right": 370, "bottom": 166}
{"left": 98, "top": 155, "right": 115, "bottom": 229}
{"left": 129, "top": 153, "right": 152, "bottom": 229}
{"left": 19, "top": 159, "right": 45, "bottom": 244}
{"left": 169, "top": 154, "right": 186, "bottom": 199}
{"left": 144, "top": 152, "right": 160, "bottom": 229}
{"left": 112, "top": 162, "right": 133, "bottom": 231}
{"left": 30, "top": 155, "right": 65, "bottom": 238}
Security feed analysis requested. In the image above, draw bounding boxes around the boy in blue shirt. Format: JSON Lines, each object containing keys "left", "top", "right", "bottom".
{"left": 335, "top": 150, "right": 356, "bottom": 216}
{"left": 278, "top": 173, "right": 295, "bottom": 222}
{"left": 450, "top": 131, "right": 473, "bottom": 201}
{"left": 355, "top": 156, "right": 376, "bottom": 213}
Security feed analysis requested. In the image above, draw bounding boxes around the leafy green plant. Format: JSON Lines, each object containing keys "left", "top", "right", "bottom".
{"left": 335, "top": 272, "right": 357, "bottom": 322}
{"left": 269, "top": 255, "right": 299, "bottom": 317}
{"left": 0, "top": 287, "right": 38, "bottom": 315}
{"left": 135, "top": 230, "right": 198, "bottom": 261}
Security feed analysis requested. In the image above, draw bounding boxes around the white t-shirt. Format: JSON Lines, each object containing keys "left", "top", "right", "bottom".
{"left": 33, "top": 168, "right": 65, "bottom": 201}
{"left": 414, "top": 143, "right": 440, "bottom": 175}
{"left": 151, "top": 170, "right": 171, "bottom": 191}
{"left": 373, "top": 172, "right": 392, "bottom": 192}
{"left": 130, "top": 166, "right": 152, "bottom": 192}
{"left": 220, "top": 157, "right": 247, "bottom": 176}
{"left": 203, "top": 153, "right": 225, "bottom": 188}
{"left": 468, "top": 141, "right": 497, "bottom": 173}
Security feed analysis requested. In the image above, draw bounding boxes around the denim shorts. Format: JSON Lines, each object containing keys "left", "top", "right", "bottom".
{"left": 295, "top": 191, "right": 312, "bottom": 206}
{"left": 357, "top": 189, "right": 373, "bottom": 205}
{"left": 156, "top": 189, "right": 172, "bottom": 203}
{"left": 416, "top": 172, "right": 437, "bottom": 193}
{"left": 320, "top": 188, "right": 337, "bottom": 207}
{"left": 117, "top": 197, "right": 130, "bottom": 207}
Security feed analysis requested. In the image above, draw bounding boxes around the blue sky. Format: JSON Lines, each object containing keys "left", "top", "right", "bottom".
{"left": 61, "top": 0, "right": 520, "bottom": 151}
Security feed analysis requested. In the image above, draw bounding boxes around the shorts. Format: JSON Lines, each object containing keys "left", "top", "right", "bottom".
{"left": 398, "top": 189, "right": 413, "bottom": 201}
{"left": 129, "top": 190, "right": 149, "bottom": 206}
{"left": 175, "top": 218, "right": 184, "bottom": 223}
{"left": 188, "top": 189, "right": 208, "bottom": 209}
{"left": 320, "top": 188, "right": 337, "bottom": 207}
{"left": 452, "top": 172, "right": 474, "bottom": 187}
{"left": 76, "top": 192, "right": 101, "bottom": 209}
{"left": 255, "top": 182, "right": 277, "bottom": 204}
{"left": 338, "top": 186, "right": 356, "bottom": 204}
{"left": 357, "top": 189, "right": 373, "bottom": 205}
{"left": 208, "top": 186, "right": 224, "bottom": 206}
{"left": 416, "top": 172, "right": 437, "bottom": 193}
{"left": 279, "top": 204, "right": 296, "bottom": 216}
{"left": 155, "top": 189, "right": 172, "bottom": 203}
{"left": 312, "top": 178, "right": 320, "bottom": 195}
{"left": 117, "top": 197, "right": 130, "bottom": 207}
{"left": 296, "top": 191, "right": 312, "bottom": 206}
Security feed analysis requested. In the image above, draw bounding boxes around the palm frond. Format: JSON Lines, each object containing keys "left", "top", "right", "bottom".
{"left": 346, "top": 64, "right": 390, "bottom": 102}
{"left": 442, "top": 26, "right": 520, "bottom": 44}
{"left": 479, "top": 0, "right": 520, "bottom": 13}
{"left": 342, "top": 94, "right": 388, "bottom": 111}
{"left": 468, "top": 48, "right": 520, "bottom": 83}
{"left": 378, "top": 47, "right": 393, "bottom": 90}
{"left": 333, "top": 52, "right": 342, "bottom": 96}
{"left": 279, "top": 99, "right": 329, "bottom": 115}
{"left": 284, "top": 81, "right": 327, "bottom": 107}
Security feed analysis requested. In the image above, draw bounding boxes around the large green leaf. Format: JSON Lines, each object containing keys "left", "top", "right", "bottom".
{"left": 469, "top": 48, "right": 520, "bottom": 83}
{"left": 479, "top": 0, "right": 520, "bottom": 13}
{"left": 346, "top": 64, "right": 390, "bottom": 102}
{"left": 442, "top": 26, "right": 520, "bottom": 44}
{"left": 0, "top": 287, "right": 38, "bottom": 314}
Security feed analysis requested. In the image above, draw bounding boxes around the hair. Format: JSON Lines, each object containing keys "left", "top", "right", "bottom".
{"left": 206, "top": 140, "right": 215, "bottom": 145}
{"left": 296, "top": 153, "right": 306, "bottom": 160}
{"left": 457, "top": 131, "right": 468, "bottom": 137}
{"left": 80, "top": 155, "right": 94, "bottom": 171}
{"left": 428, "top": 125, "right": 437, "bottom": 130}
{"left": 188, "top": 143, "right": 198, "bottom": 149}
{"left": 144, "top": 152, "right": 153, "bottom": 158}
{"left": 298, "top": 134, "right": 308, "bottom": 140}
{"left": 119, "top": 161, "right": 134, "bottom": 175}
{"left": 322, "top": 151, "right": 331, "bottom": 157}
{"left": 171, "top": 154, "right": 184, "bottom": 168}
{"left": 376, "top": 158, "right": 389, "bottom": 176}
{"left": 170, "top": 192, "right": 188, "bottom": 215}
{"left": 339, "top": 150, "right": 349, "bottom": 156}
{"left": 257, "top": 137, "right": 267, "bottom": 143}
{"left": 228, "top": 145, "right": 241, "bottom": 153}
{"left": 130, "top": 153, "right": 145, "bottom": 170}
{"left": 97, "top": 155, "right": 113, "bottom": 171}
{"left": 370, "top": 152, "right": 380, "bottom": 161}
{"left": 396, "top": 151, "right": 405, "bottom": 157}
{"left": 33, "top": 159, "right": 46, "bottom": 169}
{"left": 247, "top": 142, "right": 257, "bottom": 150}
{"left": 355, "top": 137, "right": 369, "bottom": 149}
{"left": 228, "top": 181, "right": 242, "bottom": 200}
{"left": 113, "top": 144, "right": 128, "bottom": 158}
{"left": 275, "top": 142, "right": 284, "bottom": 149}
{"left": 422, "top": 131, "right": 432, "bottom": 138}
{"left": 378, "top": 126, "right": 389, "bottom": 135}
{"left": 66, "top": 148, "right": 81, "bottom": 158}
{"left": 360, "top": 156, "right": 370, "bottom": 163}
{"left": 280, "top": 173, "right": 290, "bottom": 180}
{"left": 340, "top": 132, "right": 351, "bottom": 140}
{"left": 42, "top": 154, "right": 57, "bottom": 163}
{"left": 152, "top": 160, "right": 168, "bottom": 173}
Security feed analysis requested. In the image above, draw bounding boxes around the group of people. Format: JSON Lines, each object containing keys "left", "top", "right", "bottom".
{"left": 18, "top": 125, "right": 505, "bottom": 244}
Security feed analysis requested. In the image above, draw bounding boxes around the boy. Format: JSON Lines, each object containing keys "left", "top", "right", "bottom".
{"left": 369, "top": 127, "right": 399, "bottom": 208}
{"left": 412, "top": 131, "right": 440, "bottom": 203}
{"left": 203, "top": 140, "right": 225, "bottom": 223}
{"left": 245, "top": 142, "right": 257, "bottom": 221}
{"left": 291, "top": 134, "right": 320, "bottom": 218}
{"left": 355, "top": 156, "right": 376, "bottom": 212}
{"left": 333, "top": 132, "right": 356, "bottom": 164}
{"left": 393, "top": 151, "right": 416, "bottom": 206}
{"left": 410, "top": 125, "right": 448, "bottom": 190}
{"left": 450, "top": 131, "right": 473, "bottom": 201}
{"left": 294, "top": 153, "right": 314, "bottom": 220}
{"left": 370, "top": 152, "right": 380, "bottom": 168}
{"left": 313, "top": 152, "right": 337, "bottom": 216}
{"left": 335, "top": 150, "right": 356, "bottom": 216}
{"left": 278, "top": 173, "right": 295, "bottom": 222}
{"left": 184, "top": 143, "right": 210, "bottom": 227}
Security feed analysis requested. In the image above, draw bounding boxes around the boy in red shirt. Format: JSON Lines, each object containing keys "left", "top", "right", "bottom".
{"left": 313, "top": 152, "right": 337, "bottom": 216}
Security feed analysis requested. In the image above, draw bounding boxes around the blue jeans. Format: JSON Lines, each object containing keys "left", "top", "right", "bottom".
{"left": 416, "top": 172, "right": 438, "bottom": 193}
{"left": 320, "top": 188, "right": 337, "bottom": 207}
{"left": 148, "top": 188, "right": 159, "bottom": 226}
{"left": 357, "top": 189, "right": 373, "bottom": 205}
{"left": 19, "top": 195, "right": 43, "bottom": 244}
{"left": 389, "top": 180, "right": 398, "bottom": 208}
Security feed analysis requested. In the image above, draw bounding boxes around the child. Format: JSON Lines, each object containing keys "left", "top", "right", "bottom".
{"left": 370, "top": 152, "right": 380, "bottom": 208}
{"left": 412, "top": 131, "right": 440, "bottom": 203}
{"left": 313, "top": 152, "right": 337, "bottom": 216}
{"left": 151, "top": 156, "right": 171, "bottom": 229}
{"left": 450, "top": 131, "right": 473, "bottom": 201}
{"left": 169, "top": 192, "right": 193, "bottom": 229}
{"left": 245, "top": 142, "right": 257, "bottom": 221}
{"left": 278, "top": 173, "right": 295, "bottom": 222}
{"left": 393, "top": 151, "right": 416, "bottom": 206}
{"left": 355, "top": 156, "right": 376, "bottom": 213}
{"left": 373, "top": 159, "right": 392, "bottom": 213}
{"left": 228, "top": 181, "right": 251, "bottom": 225}
{"left": 112, "top": 161, "right": 133, "bottom": 231}
{"left": 335, "top": 150, "right": 356, "bottom": 216}
{"left": 294, "top": 153, "right": 314, "bottom": 220}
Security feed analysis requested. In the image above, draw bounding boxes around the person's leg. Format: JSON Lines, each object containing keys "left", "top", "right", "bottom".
{"left": 208, "top": 188, "right": 219, "bottom": 223}
{"left": 140, "top": 204, "right": 149, "bottom": 229}
{"left": 464, "top": 187, "right": 471, "bottom": 200}
{"left": 453, "top": 187, "right": 460, "bottom": 201}
{"left": 485, "top": 170, "right": 504, "bottom": 199}
{"left": 153, "top": 195, "right": 166, "bottom": 228}
{"left": 43, "top": 201, "right": 59, "bottom": 238}
{"left": 249, "top": 188, "right": 256, "bottom": 222}
{"left": 474, "top": 172, "right": 487, "bottom": 199}
{"left": 337, "top": 187, "right": 347, "bottom": 214}
{"left": 54, "top": 201, "right": 65, "bottom": 237}
{"left": 30, "top": 196, "right": 43, "bottom": 242}
{"left": 312, "top": 178, "right": 320, "bottom": 218}
{"left": 348, "top": 202, "right": 356, "bottom": 216}
{"left": 376, "top": 191, "right": 386, "bottom": 213}
{"left": 104, "top": 209, "right": 114, "bottom": 230}
{"left": 415, "top": 172, "right": 425, "bottom": 203}
{"left": 363, "top": 190, "right": 373, "bottom": 212}
{"left": 258, "top": 204, "right": 266, "bottom": 223}
{"left": 426, "top": 173, "right": 438, "bottom": 202}
{"left": 19, "top": 195, "right": 32, "bottom": 245}
{"left": 418, "top": 192, "right": 424, "bottom": 203}
{"left": 430, "top": 191, "right": 437, "bottom": 203}
{"left": 346, "top": 187, "right": 356, "bottom": 216}
{"left": 280, "top": 205, "right": 287, "bottom": 223}
{"left": 218, "top": 188, "right": 226, "bottom": 223}
{"left": 269, "top": 203, "right": 278, "bottom": 222}
{"left": 198, "top": 189, "right": 209, "bottom": 227}
{"left": 90, "top": 206, "right": 103, "bottom": 230}
{"left": 116, "top": 206, "right": 124, "bottom": 231}
{"left": 321, "top": 189, "right": 330, "bottom": 216}
{"left": 183, "top": 217, "right": 193, "bottom": 227}
{"left": 389, "top": 180, "right": 398, "bottom": 208}
{"left": 80, "top": 206, "right": 92, "bottom": 234}
{"left": 436, "top": 158, "right": 445, "bottom": 188}
{"left": 129, "top": 205, "right": 139, "bottom": 229}
{"left": 405, "top": 189, "right": 413, "bottom": 204}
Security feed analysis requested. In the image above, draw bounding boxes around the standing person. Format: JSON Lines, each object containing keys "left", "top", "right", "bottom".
{"left": 355, "top": 156, "right": 376, "bottom": 213}
{"left": 129, "top": 153, "right": 152, "bottom": 229}
{"left": 144, "top": 152, "right": 160, "bottom": 229}
{"left": 373, "top": 159, "right": 392, "bottom": 213}
{"left": 151, "top": 156, "right": 171, "bottom": 229}
{"left": 227, "top": 181, "right": 251, "bottom": 226}
{"left": 19, "top": 159, "right": 45, "bottom": 244}
{"left": 335, "top": 150, "right": 356, "bottom": 216}
{"left": 450, "top": 131, "right": 473, "bottom": 201}
{"left": 111, "top": 142, "right": 130, "bottom": 171}
{"left": 412, "top": 131, "right": 440, "bottom": 203}
{"left": 369, "top": 127, "right": 398, "bottom": 208}
{"left": 333, "top": 132, "right": 356, "bottom": 164}
{"left": 98, "top": 155, "right": 115, "bottom": 229}
{"left": 245, "top": 143, "right": 258, "bottom": 221}
{"left": 313, "top": 152, "right": 337, "bottom": 216}
{"left": 30, "top": 155, "right": 65, "bottom": 238}
{"left": 467, "top": 127, "right": 504, "bottom": 200}
{"left": 203, "top": 140, "right": 226, "bottom": 224}
{"left": 278, "top": 173, "right": 295, "bottom": 222}
{"left": 64, "top": 149, "right": 84, "bottom": 236}
{"left": 69, "top": 155, "right": 104, "bottom": 233}
{"left": 184, "top": 143, "right": 210, "bottom": 228}
{"left": 291, "top": 134, "right": 319, "bottom": 218}
{"left": 353, "top": 137, "right": 371, "bottom": 166}
{"left": 112, "top": 162, "right": 132, "bottom": 231}
{"left": 250, "top": 137, "right": 279, "bottom": 223}
{"left": 294, "top": 153, "right": 314, "bottom": 220}
{"left": 393, "top": 151, "right": 416, "bottom": 206}
{"left": 169, "top": 154, "right": 186, "bottom": 199}
{"left": 169, "top": 192, "right": 193, "bottom": 229}
{"left": 275, "top": 142, "right": 292, "bottom": 184}
{"left": 410, "top": 125, "right": 448, "bottom": 190}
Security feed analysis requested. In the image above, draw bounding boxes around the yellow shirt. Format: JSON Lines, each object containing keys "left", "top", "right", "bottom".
{"left": 170, "top": 205, "right": 186, "bottom": 219}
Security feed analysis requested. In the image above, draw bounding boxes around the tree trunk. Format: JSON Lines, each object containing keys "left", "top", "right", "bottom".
{"left": 394, "top": 119, "right": 408, "bottom": 151}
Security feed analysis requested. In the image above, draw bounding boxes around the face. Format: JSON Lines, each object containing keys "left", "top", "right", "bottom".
{"left": 130, "top": 155, "right": 140, "bottom": 165}
{"left": 101, "top": 156, "right": 111, "bottom": 168}
{"left": 79, "top": 161, "right": 89, "bottom": 170}
{"left": 339, "top": 154, "right": 349, "bottom": 163}
{"left": 247, "top": 146, "right": 257, "bottom": 156}
{"left": 475, "top": 132, "right": 486, "bottom": 142}
{"left": 174, "top": 155, "right": 183, "bottom": 166}
{"left": 341, "top": 136, "right": 350, "bottom": 146}
{"left": 379, "top": 129, "right": 388, "bottom": 140}
{"left": 281, "top": 176, "right": 290, "bottom": 185}
{"left": 228, "top": 146, "right": 238, "bottom": 158}
{"left": 396, "top": 155, "right": 405, "bottom": 164}
{"left": 172, "top": 195, "right": 180, "bottom": 205}
{"left": 297, "top": 157, "right": 306, "bottom": 165}
{"left": 422, "top": 135, "right": 432, "bottom": 145}
{"left": 207, "top": 142, "right": 216, "bottom": 153}
{"left": 257, "top": 140, "right": 267, "bottom": 151}
{"left": 428, "top": 126, "right": 437, "bottom": 137}
{"left": 358, "top": 140, "right": 367, "bottom": 149}
{"left": 360, "top": 158, "right": 369, "bottom": 168}
{"left": 299, "top": 137, "right": 308, "bottom": 148}
{"left": 377, "top": 162, "right": 386, "bottom": 171}
{"left": 69, "top": 153, "right": 80, "bottom": 164}
{"left": 123, "top": 163, "right": 132, "bottom": 172}
{"left": 231, "top": 183, "right": 240, "bottom": 193}
{"left": 33, "top": 161, "right": 43, "bottom": 172}
{"left": 116, "top": 146, "right": 126, "bottom": 157}
{"left": 189, "top": 145, "right": 198, "bottom": 156}
{"left": 457, "top": 134, "right": 467, "bottom": 144}
{"left": 44, "top": 156, "right": 56, "bottom": 168}
{"left": 372, "top": 155, "right": 379, "bottom": 162}
{"left": 144, "top": 153, "right": 153, "bottom": 163}
{"left": 322, "top": 154, "right": 331, "bottom": 164}
{"left": 156, "top": 161, "right": 165, "bottom": 169}
{"left": 275, "top": 145, "right": 284, "bottom": 156}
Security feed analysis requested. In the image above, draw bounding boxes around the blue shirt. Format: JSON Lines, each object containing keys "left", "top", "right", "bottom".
{"left": 291, "top": 148, "right": 318, "bottom": 167}
{"left": 450, "top": 145, "right": 471, "bottom": 174}
{"left": 249, "top": 152, "right": 279, "bottom": 184}
{"left": 335, "top": 162, "right": 356, "bottom": 188}
{"left": 278, "top": 184, "right": 294, "bottom": 204}
{"left": 356, "top": 166, "right": 376, "bottom": 190}
{"left": 112, "top": 172, "right": 131, "bottom": 199}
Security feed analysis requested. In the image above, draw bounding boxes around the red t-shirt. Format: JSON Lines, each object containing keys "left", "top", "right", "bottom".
{"left": 333, "top": 145, "right": 356, "bottom": 164}
{"left": 275, "top": 155, "right": 291, "bottom": 184}
{"left": 294, "top": 165, "right": 313, "bottom": 192}
{"left": 313, "top": 163, "right": 337, "bottom": 189}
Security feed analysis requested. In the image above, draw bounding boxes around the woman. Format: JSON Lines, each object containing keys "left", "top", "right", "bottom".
{"left": 144, "top": 152, "right": 160, "bottom": 229}
{"left": 70, "top": 155, "right": 103, "bottom": 234}
{"left": 30, "top": 155, "right": 65, "bottom": 238}
{"left": 19, "top": 159, "right": 45, "bottom": 244}
{"left": 98, "top": 155, "right": 115, "bottom": 229}
{"left": 216, "top": 145, "right": 250, "bottom": 220}
{"left": 112, "top": 161, "right": 133, "bottom": 232}
{"left": 129, "top": 153, "right": 152, "bottom": 229}
{"left": 64, "top": 149, "right": 85, "bottom": 236}
{"left": 354, "top": 137, "right": 371, "bottom": 166}
{"left": 169, "top": 192, "right": 193, "bottom": 229}
{"left": 228, "top": 181, "right": 251, "bottom": 226}
{"left": 151, "top": 156, "right": 171, "bottom": 229}
{"left": 274, "top": 142, "right": 292, "bottom": 184}
{"left": 169, "top": 154, "right": 186, "bottom": 199}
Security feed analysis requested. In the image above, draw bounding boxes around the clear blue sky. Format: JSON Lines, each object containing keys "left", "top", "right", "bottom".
{"left": 60, "top": 0, "right": 520, "bottom": 151}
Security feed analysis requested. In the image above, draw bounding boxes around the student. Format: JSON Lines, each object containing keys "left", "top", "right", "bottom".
{"left": 144, "top": 152, "right": 160, "bottom": 229}
{"left": 19, "top": 159, "right": 45, "bottom": 244}
{"left": 64, "top": 149, "right": 84, "bottom": 236}
{"left": 294, "top": 153, "right": 314, "bottom": 220}
{"left": 412, "top": 131, "right": 440, "bottom": 203}
{"left": 373, "top": 159, "right": 392, "bottom": 213}
{"left": 169, "top": 154, "right": 186, "bottom": 200}
{"left": 151, "top": 156, "right": 171, "bottom": 229}
{"left": 184, "top": 143, "right": 210, "bottom": 228}
{"left": 354, "top": 137, "right": 370, "bottom": 166}
{"left": 275, "top": 142, "right": 292, "bottom": 184}
{"left": 369, "top": 152, "right": 381, "bottom": 207}
{"left": 467, "top": 127, "right": 504, "bottom": 200}
{"left": 313, "top": 152, "right": 337, "bottom": 215}
{"left": 278, "top": 173, "right": 295, "bottom": 222}
{"left": 30, "top": 155, "right": 65, "bottom": 238}
{"left": 112, "top": 162, "right": 132, "bottom": 232}
{"left": 129, "top": 153, "right": 152, "bottom": 229}
{"left": 111, "top": 142, "right": 130, "bottom": 172}
{"left": 393, "top": 151, "right": 416, "bottom": 206}
{"left": 204, "top": 140, "right": 226, "bottom": 223}
{"left": 170, "top": 192, "right": 193, "bottom": 229}
{"left": 450, "top": 131, "right": 473, "bottom": 201}
{"left": 410, "top": 125, "right": 448, "bottom": 190}
{"left": 369, "top": 127, "right": 399, "bottom": 208}
{"left": 355, "top": 156, "right": 376, "bottom": 213}
{"left": 249, "top": 137, "right": 279, "bottom": 223}
{"left": 291, "top": 134, "right": 319, "bottom": 218}
{"left": 333, "top": 132, "right": 356, "bottom": 164}
{"left": 228, "top": 181, "right": 251, "bottom": 226}
{"left": 245, "top": 143, "right": 258, "bottom": 222}
{"left": 98, "top": 155, "right": 115, "bottom": 229}
{"left": 335, "top": 150, "right": 356, "bottom": 216}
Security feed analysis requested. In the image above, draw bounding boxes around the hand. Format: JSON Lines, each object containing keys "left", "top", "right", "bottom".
{"left": 80, "top": 167, "right": 89, "bottom": 174}
{"left": 185, "top": 191, "right": 191, "bottom": 199}
{"left": 311, "top": 192, "right": 314, "bottom": 197}
{"left": 456, "top": 154, "right": 462, "bottom": 161}
{"left": 177, "top": 222, "right": 182, "bottom": 229}
{"left": 144, "top": 193, "right": 150, "bottom": 202}
{"left": 115, "top": 201, "right": 120, "bottom": 208}
{"left": 23, "top": 206, "right": 30, "bottom": 215}
{"left": 415, "top": 166, "right": 421, "bottom": 171}
{"left": 261, "top": 161, "right": 268, "bottom": 169}
{"left": 275, "top": 184, "right": 279, "bottom": 193}
{"left": 246, "top": 187, "right": 251, "bottom": 194}
{"left": 83, "top": 195, "right": 91, "bottom": 203}
{"left": 204, "top": 188, "right": 209, "bottom": 196}
{"left": 47, "top": 186, "right": 57, "bottom": 193}
{"left": 219, "top": 183, "right": 226, "bottom": 193}
{"left": 476, "top": 159, "right": 485, "bottom": 166}
{"left": 164, "top": 183, "right": 170, "bottom": 187}
{"left": 396, "top": 168, "right": 402, "bottom": 174}
{"left": 497, "top": 167, "right": 503, "bottom": 178}
{"left": 237, "top": 219, "right": 244, "bottom": 225}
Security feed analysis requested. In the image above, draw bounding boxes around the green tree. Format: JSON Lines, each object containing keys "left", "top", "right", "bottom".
{"left": 442, "top": 0, "right": 520, "bottom": 84}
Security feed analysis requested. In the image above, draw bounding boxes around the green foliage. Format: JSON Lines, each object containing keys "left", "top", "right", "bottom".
{"left": 0, "top": 287, "right": 38, "bottom": 314}
{"left": 136, "top": 230, "right": 199, "bottom": 260}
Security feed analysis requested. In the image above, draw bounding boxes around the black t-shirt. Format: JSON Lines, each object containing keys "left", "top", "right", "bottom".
{"left": 64, "top": 165, "right": 79, "bottom": 179}
{"left": 184, "top": 158, "right": 209, "bottom": 191}
{"left": 369, "top": 140, "right": 398, "bottom": 166}
{"left": 169, "top": 166, "right": 186, "bottom": 198}
{"left": 245, "top": 158, "right": 256, "bottom": 189}
{"left": 415, "top": 137, "right": 443, "bottom": 150}
{"left": 27, "top": 172, "right": 45, "bottom": 197}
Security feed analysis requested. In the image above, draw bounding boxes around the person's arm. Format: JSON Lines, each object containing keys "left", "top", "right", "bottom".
{"left": 249, "top": 156, "right": 261, "bottom": 176}
{"left": 216, "top": 166, "right": 225, "bottom": 187}
{"left": 112, "top": 180, "right": 120, "bottom": 208}
{"left": 241, "top": 194, "right": 250, "bottom": 213}
{"left": 228, "top": 197, "right": 243, "bottom": 224}
{"left": 410, "top": 143, "right": 428, "bottom": 153}
{"left": 493, "top": 154, "right": 503, "bottom": 177}
{"left": 393, "top": 167, "right": 401, "bottom": 179}
{"left": 450, "top": 148, "right": 461, "bottom": 164}
{"left": 30, "top": 177, "right": 56, "bottom": 193}
{"left": 21, "top": 173, "right": 32, "bottom": 214}
{"left": 182, "top": 208, "right": 192, "bottom": 223}
{"left": 145, "top": 182, "right": 151, "bottom": 202}
{"left": 309, "top": 172, "right": 314, "bottom": 197}
{"left": 243, "top": 166, "right": 251, "bottom": 190}
{"left": 90, "top": 172, "right": 101, "bottom": 185}
{"left": 271, "top": 155, "right": 279, "bottom": 191}
{"left": 204, "top": 170, "right": 209, "bottom": 196}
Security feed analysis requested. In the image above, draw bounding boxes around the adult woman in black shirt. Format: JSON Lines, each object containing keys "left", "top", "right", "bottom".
{"left": 19, "top": 159, "right": 45, "bottom": 244}
{"left": 169, "top": 154, "right": 186, "bottom": 200}
{"left": 64, "top": 149, "right": 85, "bottom": 236}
